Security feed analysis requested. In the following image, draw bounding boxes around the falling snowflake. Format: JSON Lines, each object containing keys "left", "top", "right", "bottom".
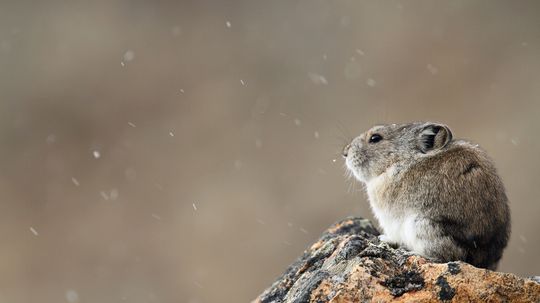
{"left": 100, "top": 191, "right": 109, "bottom": 200}
{"left": 123, "top": 50, "right": 135, "bottom": 62}
{"left": 194, "top": 281, "right": 203, "bottom": 289}
{"left": 46, "top": 134, "right": 56, "bottom": 144}
{"left": 308, "top": 73, "right": 328, "bottom": 85}
{"left": 427, "top": 64, "right": 439, "bottom": 75}
{"left": 65, "top": 290, "right": 79, "bottom": 303}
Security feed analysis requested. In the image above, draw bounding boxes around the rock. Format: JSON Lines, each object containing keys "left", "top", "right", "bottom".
{"left": 254, "top": 217, "right": 540, "bottom": 303}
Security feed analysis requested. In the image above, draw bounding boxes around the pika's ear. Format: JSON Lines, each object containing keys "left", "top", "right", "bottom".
{"left": 418, "top": 123, "right": 453, "bottom": 153}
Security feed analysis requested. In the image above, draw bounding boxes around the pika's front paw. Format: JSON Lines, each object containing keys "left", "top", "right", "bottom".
{"left": 378, "top": 234, "right": 399, "bottom": 248}
{"left": 378, "top": 234, "right": 390, "bottom": 242}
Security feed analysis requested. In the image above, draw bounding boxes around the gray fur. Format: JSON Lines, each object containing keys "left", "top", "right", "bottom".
{"left": 343, "top": 122, "right": 510, "bottom": 270}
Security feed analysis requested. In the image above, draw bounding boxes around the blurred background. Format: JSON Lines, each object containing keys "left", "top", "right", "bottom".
{"left": 1, "top": 0, "right": 540, "bottom": 302}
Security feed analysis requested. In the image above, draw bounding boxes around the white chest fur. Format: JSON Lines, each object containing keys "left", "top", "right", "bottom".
{"left": 365, "top": 167, "right": 427, "bottom": 255}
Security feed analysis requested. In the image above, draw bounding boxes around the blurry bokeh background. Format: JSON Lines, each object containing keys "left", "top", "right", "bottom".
{"left": 1, "top": 0, "right": 540, "bottom": 302}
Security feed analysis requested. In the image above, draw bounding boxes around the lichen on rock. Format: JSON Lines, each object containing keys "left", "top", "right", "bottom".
{"left": 254, "top": 217, "right": 540, "bottom": 303}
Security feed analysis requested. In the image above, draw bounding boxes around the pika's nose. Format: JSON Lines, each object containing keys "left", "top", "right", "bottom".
{"left": 342, "top": 143, "right": 351, "bottom": 158}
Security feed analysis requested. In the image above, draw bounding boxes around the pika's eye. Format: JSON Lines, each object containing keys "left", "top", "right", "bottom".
{"left": 369, "top": 134, "right": 383, "bottom": 143}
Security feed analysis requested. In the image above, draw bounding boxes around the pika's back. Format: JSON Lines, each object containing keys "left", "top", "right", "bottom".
{"left": 399, "top": 141, "right": 508, "bottom": 220}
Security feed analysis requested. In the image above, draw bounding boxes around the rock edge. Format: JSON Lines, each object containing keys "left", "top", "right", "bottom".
{"left": 254, "top": 217, "right": 540, "bottom": 303}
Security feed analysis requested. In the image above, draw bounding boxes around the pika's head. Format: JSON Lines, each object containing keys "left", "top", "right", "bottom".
{"left": 343, "top": 122, "right": 453, "bottom": 182}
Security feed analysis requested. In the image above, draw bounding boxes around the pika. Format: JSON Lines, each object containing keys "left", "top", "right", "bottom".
{"left": 343, "top": 122, "right": 510, "bottom": 270}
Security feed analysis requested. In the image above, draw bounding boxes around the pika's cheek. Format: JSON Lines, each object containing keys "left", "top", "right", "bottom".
{"left": 345, "top": 149, "right": 365, "bottom": 170}
{"left": 346, "top": 156, "right": 368, "bottom": 182}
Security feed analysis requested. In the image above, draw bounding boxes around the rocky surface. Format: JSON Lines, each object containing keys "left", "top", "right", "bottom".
{"left": 254, "top": 217, "right": 540, "bottom": 303}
